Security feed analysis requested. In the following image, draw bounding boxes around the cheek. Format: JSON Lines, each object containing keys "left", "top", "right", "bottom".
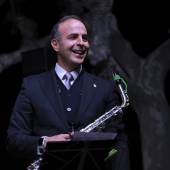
{"left": 85, "top": 43, "right": 90, "bottom": 50}
{"left": 58, "top": 44, "right": 70, "bottom": 54}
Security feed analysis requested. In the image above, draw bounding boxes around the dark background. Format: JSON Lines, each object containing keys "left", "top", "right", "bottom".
{"left": 0, "top": 0, "right": 170, "bottom": 169}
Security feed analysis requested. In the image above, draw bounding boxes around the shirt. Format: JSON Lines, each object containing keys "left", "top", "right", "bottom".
{"left": 54, "top": 63, "right": 82, "bottom": 85}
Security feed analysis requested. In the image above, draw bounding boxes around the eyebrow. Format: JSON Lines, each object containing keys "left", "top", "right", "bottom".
{"left": 68, "top": 33, "right": 88, "bottom": 36}
{"left": 66, "top": 33, "right": 88, "bottom": 41}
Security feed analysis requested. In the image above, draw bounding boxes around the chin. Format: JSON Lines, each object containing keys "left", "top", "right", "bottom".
{"left": 74, "top": 58, "right": 84, "bottom": 64}
{"left": 74, "top": 62, "right": 83, "bottom": 66}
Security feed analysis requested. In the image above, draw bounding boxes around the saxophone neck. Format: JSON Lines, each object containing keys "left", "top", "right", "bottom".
{"left": 118, "top": 84, "right": 129, "bottom": 108}
{"left": 113, "top": 72, "right": 129, "bottom": 109}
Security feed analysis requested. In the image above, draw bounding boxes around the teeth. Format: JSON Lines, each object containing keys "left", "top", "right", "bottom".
{"left": 73, "top": 50, "right": 84, "bottom": 54}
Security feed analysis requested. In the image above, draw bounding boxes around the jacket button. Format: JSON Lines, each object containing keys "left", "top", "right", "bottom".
{"left": 67, "top": 107, "right": 71, "bottom": 111}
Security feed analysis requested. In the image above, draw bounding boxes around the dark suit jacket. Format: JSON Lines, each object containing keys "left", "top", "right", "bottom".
{"left": 6, "top": 68, "right": 130, "bottom": 169}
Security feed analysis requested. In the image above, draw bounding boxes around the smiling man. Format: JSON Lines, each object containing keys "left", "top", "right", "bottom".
{"left": 6, "top": 15, "right": 131, "bottom": 170}
{"left": 51, "top": 16, "right": 89, "bottom": 72}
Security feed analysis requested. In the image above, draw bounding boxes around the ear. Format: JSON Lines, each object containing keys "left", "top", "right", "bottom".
{"left": 51, "top": 39, "right": 59, "bottom": 51}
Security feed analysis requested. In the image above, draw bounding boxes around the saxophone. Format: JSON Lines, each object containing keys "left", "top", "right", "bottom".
{"left": 27, "top": 72, "right": 129, "bottom": 170}
{"left": 80, "top": 72, "right": 129, "bottom": 132}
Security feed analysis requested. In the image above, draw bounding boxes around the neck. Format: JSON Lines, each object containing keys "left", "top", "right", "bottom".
{"left": 57, "top": 62, "right": 81, "bottom": 72}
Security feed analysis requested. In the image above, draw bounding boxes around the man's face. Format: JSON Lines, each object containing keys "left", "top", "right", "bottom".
{"left": 51, "top": 19, "right": 89, "bottom": 71}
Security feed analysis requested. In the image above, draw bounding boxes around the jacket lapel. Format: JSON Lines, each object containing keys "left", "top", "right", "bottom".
{"left": 77, "top": 72, "right": 97, "bottom": 119}
{"left": 39, "top": 69, "right": 69, "bottom": 130}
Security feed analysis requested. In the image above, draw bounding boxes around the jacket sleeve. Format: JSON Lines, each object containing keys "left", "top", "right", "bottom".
{"left": 6, "top": 78, "right": 39, "bottom": 160}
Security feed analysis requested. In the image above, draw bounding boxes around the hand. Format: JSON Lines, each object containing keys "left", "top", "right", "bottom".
{"left": 44, "top": 132, "right": 74, "bottom": 147}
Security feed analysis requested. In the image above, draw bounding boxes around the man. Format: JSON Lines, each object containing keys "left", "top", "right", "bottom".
{"left": 6, "top": 15, "right": 130, "bottom": 170}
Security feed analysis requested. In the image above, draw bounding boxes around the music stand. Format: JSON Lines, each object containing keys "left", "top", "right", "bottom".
{"left": 38, "top": 132, "right": 125, "bottom": 170}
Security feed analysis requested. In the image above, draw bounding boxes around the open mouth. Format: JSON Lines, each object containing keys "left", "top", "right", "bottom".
{"left": 72, "top": 50, "right": 85, "bottom": 55}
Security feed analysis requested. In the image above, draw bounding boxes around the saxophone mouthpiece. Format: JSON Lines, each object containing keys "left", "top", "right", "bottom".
{"left": 112, "top": 72, "right": 121, "bottom": 85}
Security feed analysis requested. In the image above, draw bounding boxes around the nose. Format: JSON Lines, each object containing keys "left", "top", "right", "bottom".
{"left": 77, "top": 37, "right": 84, "bottom": 46}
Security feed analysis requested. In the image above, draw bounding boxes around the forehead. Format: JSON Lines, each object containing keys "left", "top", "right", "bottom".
{"left": 59, "top": 19, "right": 88, "bottom": 35}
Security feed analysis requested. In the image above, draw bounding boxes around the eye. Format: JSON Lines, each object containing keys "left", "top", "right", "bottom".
{"left": 82, "top": 35, "right": 88, "bottom": 42}
{"left": 68, "top": 34, "right": 77, "bottom": 40}
{"left": 69, "top": 36, "right": 76, "bottom": 40}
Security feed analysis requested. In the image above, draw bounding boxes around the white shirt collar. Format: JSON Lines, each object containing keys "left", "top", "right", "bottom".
{"left": 55, "top": 63, "right": 82, "bottom": 81}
